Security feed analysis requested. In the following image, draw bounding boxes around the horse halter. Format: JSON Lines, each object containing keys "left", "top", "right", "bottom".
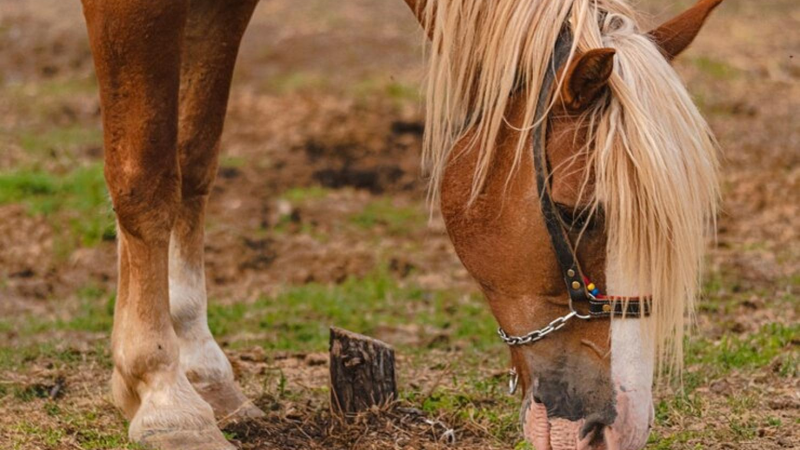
{"left": 497, "top": 29, "right": 650, "bottom": 351}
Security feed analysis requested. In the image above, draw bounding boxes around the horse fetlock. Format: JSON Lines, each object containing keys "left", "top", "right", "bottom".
{"left": 113, "top": 330, "right": 180, "bottom": 380}
{"left": 111, "top": 368, "right": 141, "bottom": 420}
{"left": 193, "top": 377, "right": 265, "bottom": 422}
{"left": 180, "top": 335, "right": 233, "bottom": 384}
{"left": 180, "top": 336, "right": 265, "bottom": 421}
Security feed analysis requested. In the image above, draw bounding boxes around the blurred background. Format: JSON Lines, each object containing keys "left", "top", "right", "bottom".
{"left": 0, "top": 0, "right": 796, "bottom": 448}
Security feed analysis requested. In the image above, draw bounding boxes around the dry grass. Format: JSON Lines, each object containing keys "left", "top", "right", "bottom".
{"left": 0, "top": 0, "right": 797, "bottom": 449}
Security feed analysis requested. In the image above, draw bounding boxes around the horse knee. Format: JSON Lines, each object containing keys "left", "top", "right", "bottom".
{"left": 108, "top": 165, "right": 181, "bottom": 242}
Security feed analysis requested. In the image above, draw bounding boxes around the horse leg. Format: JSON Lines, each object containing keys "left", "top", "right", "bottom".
{"left": 81, "top": 1, "right": 232, "bottom": 448}
{"left": 170, "top": 0, "right": 262, "bottom": 421}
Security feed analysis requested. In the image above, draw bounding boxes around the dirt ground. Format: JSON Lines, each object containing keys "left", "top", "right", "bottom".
{"left": 0, "top": 0, "right": 797, "bottom": 449}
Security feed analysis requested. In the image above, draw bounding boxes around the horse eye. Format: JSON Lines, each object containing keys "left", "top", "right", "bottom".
{"left": 554, "top": 202, "right": 602, "bottom": 231}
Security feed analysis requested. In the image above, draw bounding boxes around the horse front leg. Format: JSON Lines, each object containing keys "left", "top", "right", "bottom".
{"left": 81, "top": 1, "right": 232, "bottom": 448}
{"left": 170, "top": 0, "right": 262, "bottom": 421}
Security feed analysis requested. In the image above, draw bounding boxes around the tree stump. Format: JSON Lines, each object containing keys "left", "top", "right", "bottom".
{"left": 329, "top": 327, "right": 397, "bottom": 415}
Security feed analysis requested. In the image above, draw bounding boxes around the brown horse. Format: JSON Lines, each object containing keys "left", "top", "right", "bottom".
{"left": 79, "top": 0, "right": 723, "bottom": 449}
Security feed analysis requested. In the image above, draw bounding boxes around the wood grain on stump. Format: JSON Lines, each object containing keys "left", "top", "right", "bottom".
{"left": 329, "top": 327, "right": 397, "bottom": 415}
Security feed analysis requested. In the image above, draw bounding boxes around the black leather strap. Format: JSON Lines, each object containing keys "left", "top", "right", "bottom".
{"left": 531, "top": 29, "right": 649, "bottom": 320}
{"left": 532, "top": 30, "right": 592, "bottom": 310}
{"left": 588, "top": 297, "right": 650, "bottom": 318}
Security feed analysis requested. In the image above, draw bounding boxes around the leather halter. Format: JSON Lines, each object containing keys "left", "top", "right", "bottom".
{"left": 499, "top": 28, "right": 649, "bottom": 349}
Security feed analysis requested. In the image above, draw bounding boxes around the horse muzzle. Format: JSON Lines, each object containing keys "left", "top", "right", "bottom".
{"left": 521, "top": 380, "right": 653, "bottom": 450}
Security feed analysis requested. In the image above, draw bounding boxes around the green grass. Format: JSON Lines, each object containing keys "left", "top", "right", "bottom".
{"left": 0, "top": 284, "right": 115, "bottom": 372}
{"left": 0, "top": 268, "right": 792, "bottom": 450}
{"left": 207, "top": 268, "right": 497, "bottom": 352}
{"left": 649, "top": 320, "right": 798, "bottom": 447}
{"left": 398, "top": 350, "right": 519, "bottom": 442}
{"left": 219, "top": 155, "right": 247, "bottom": 169}
{"left": 0, "top": 163, "right": 115, "bottom": 248}
{"left": 0, "top": 343, "right": 85, "bottom": 371}
{"left": 18, "top": 126, "right": 102, "bottom": 155}
{"left": 0, "top": 286, "right": 115, "bottom": 340}
{"left": 691, "top": 56, "right": 740, "bottom": 80}
{"left": 9, "top": 409, "right": 144, "bottom": 450}
{"left": 686, "top": 322, "right": 798, "bottom": 377}
{"left": 25, "top": 77, "right": 98, "bottom": 98}
{"left": 648, "top": 430, "right": 708, "bottom": 450}
{"left": 348, "top": 199, "right": 426, "bottom": 236}
{"left": 351, "top": 78, "right": 420, "bottom": 105}
{"left": 279, "top": 186, "right": 331, "bottom": 203}
{"left": 2, "top": 77, "right": 98, "bottom": 104}
{"left": 259, "top": 72, "right": 329, "bottom": 94}
{"left": 0, "top": 268, "right": 495, "bottom": 361}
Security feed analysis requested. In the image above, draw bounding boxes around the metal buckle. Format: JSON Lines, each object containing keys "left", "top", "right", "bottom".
{"left": 569, "top": 295, "right": 593, "bottom": 320}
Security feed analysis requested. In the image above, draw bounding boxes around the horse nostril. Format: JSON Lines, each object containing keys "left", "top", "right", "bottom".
{"left": 580, "top": 415, "right": 609, "bottom": 441}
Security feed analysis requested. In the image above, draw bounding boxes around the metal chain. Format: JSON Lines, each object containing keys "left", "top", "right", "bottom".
{"left": 497, "top": 311, "right": 578, "bottom": 346}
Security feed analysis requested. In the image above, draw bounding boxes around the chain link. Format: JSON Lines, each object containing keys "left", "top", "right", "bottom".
{"left": 497, "top": 311, "right": 578, "bottom": 346}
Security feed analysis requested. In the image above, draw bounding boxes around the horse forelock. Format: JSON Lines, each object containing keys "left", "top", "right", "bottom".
{"left": 423, "top": 0, "right": 719, "bottom": 377}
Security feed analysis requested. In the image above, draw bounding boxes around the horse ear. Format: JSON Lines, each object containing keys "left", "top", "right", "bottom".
{"left": 648, "top": 0, "right": 724, "bottom": 60}
{"left": 403, "top": 0, "right": 430, "bottom": 36}
{"left": 560, "top": 48, "right": 616, "bottom": 112}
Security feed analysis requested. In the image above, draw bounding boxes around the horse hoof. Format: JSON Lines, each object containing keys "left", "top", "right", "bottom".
{"left": 136, "top": 427, "right": 236, "bottom": 450}
{"left": 195, "top": 381, "right": 266, "bottom": 423}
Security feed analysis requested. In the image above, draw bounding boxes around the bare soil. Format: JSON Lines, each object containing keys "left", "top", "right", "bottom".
{"left": 0, "top": 0, "right": 797, "bottom": 449}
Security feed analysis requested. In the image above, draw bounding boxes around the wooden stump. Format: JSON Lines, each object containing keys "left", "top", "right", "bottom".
{"left": 329, "top": 327, "right": 397, "bottom": 415}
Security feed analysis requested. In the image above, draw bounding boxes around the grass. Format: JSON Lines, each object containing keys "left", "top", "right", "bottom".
{"left": 404, "top": 371, "right": 520, "bottom": 442}
{"left": 0, "top": 287, "right": 113, "bottom": 337}
{"left": 352, "top": 78, "right": 420, "bottom": 106}
{"left": 208, "top": 267, "right": 499, "bottom": 353}
{"left": 1, "top": 269, "right": 794, "bottom": 449}
{"left": 348, "top": 199, "right": 426, "bottom": 236}
{"left": 2, "top": 268, "right": 790, "bottom": 447}
{"left": 259, "top": 72, "right": 329, "bottom": 94}
{"left": 6, "top": 409, "right": 143, "bottom": 450}
{"left": 18, "top": 126, "right": 102, "bottom": 156}
{"left": 0, "top": 163, "right": 115, "bottom": 248}
{"left": 686, "top": 322, "right": 798, "bottom": 378}
{"left": 647, "top": 319, "right": 798, "bottom": 447}
{"left": 279, "top": 186, "right": 332, "bottom": 203}
{"left": 0, "top": 342, "right": 94, "bottom": 372}
{"left": 2, "top": 77, "right": 98, "bottom": 109}
{"left": 691, "top": 56, "right": 740, "bottom": 80}
{"left": 0, "top": 267, "right": 499, "bottom": 363}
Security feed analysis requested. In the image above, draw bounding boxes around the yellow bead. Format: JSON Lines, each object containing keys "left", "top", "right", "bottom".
{"left": 603, "top": 304, "right": 612, "bottom": 313}
{"left": 587, "top": 283, "right": 596, "bottom": 291}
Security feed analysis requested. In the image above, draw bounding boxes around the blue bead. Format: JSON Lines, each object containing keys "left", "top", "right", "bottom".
{"left": 591, "top": 289, "right": 600, "bottom": 296}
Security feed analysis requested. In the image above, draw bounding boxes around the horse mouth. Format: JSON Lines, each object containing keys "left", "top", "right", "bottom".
{"left": 521, "top": 388, "right": 652, "bottom": 450}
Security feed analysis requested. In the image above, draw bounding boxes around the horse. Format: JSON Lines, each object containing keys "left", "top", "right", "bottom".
{"left": 78, "top": 0, "right": 723, "bottom": 449}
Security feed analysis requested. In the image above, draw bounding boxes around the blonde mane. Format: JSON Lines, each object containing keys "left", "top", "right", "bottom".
{"left": 421, "top": 0, "right": 719, "bottom": 373}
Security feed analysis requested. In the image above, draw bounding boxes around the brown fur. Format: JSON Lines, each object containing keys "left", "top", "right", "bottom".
{"left": 648, "top": 0, "right": 724, "bottom": 60}
{"left": 440, "top": 86, "right": 612, "bottom": 400}
{"left": 82, "top": 0, "right": 258, "bottom": 448}
{"left": 77, "top": 0, "right": 723, "bottom": 447}
{"left": 408, "top": 0, "right": 723, "bottom": 445}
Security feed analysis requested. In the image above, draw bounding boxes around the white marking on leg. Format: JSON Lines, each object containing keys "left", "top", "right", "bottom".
{"left": 169, "top": 235, "right": 233, "bottom": 385}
